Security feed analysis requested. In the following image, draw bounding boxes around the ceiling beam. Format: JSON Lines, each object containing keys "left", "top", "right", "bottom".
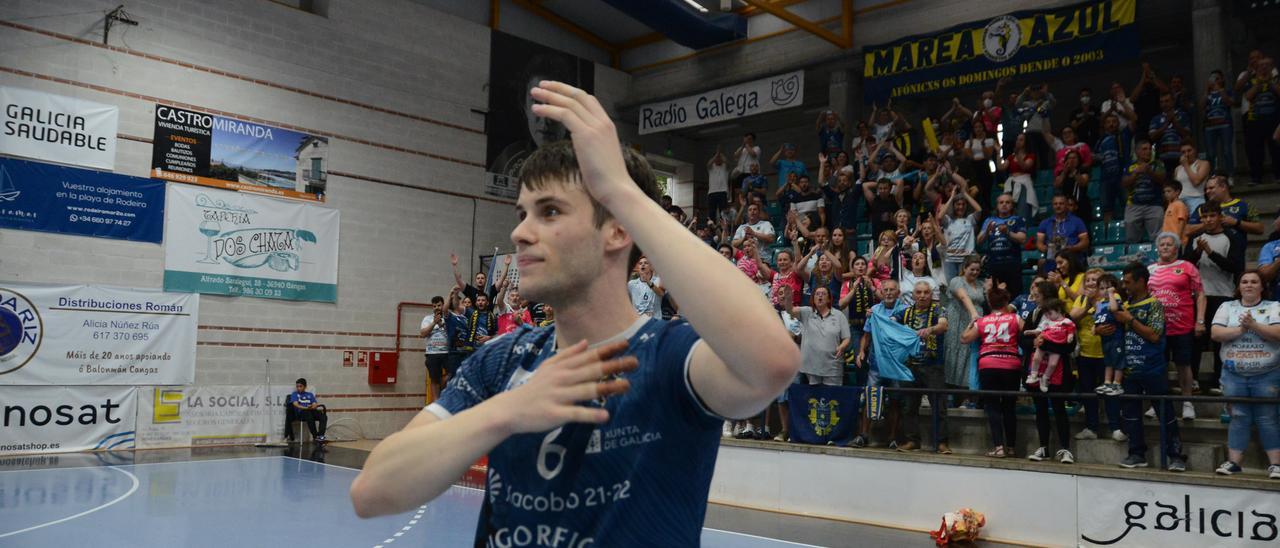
{"left": 739, "top": 0, "right": 851, "bottom": 49}
{"left": 510, "top": 0, "right": 621, "bottom": 66}
{"left": 617, "top": 0, "right": 808, "bottom": 51}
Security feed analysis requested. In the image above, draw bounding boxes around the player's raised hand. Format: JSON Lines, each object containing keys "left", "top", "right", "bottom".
{"left": 493, "top": 340, "right": 638, "bottom": 435}
{"left": 529, "top": 81, "right": 630, "bottom": 204}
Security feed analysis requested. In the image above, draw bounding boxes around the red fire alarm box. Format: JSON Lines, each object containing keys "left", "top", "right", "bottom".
{"left": 368, "top": 351, "right": 398, "bottom": 384}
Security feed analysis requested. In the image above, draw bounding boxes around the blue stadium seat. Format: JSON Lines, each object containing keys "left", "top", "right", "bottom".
{"left": 1127, "top": 243, "right": 1157, "bottom": 264}
{"left": 856, "top": 238, "right": 874, "bottom": 256}
{"left": 1088, "top": 222, "right": 1106, "bottom": 244}
{"left": 1105, "top": 220, "right": 1126, "bottom": 244}
{"left": 1088, "top": 245, "right": 1126, "bottom": 270}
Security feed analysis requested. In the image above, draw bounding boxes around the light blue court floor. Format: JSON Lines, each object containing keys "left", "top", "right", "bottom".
{"left": 0, "top": 452, "right": 815, "bottom": 547}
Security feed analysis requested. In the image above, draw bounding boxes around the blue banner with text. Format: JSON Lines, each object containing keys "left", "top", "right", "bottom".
{"left": 0, "top": 156, "right": 164, "bottom": 243}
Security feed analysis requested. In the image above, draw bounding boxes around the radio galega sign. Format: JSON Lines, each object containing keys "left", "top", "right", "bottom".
{"left": 163, "top": 184, "right": 340, "bottom": 302}
{"left": 638, "top": 71, "right": 804, "bottom": 135}
{"left": 0, "top": 283, "right": 197, "bottom": 385}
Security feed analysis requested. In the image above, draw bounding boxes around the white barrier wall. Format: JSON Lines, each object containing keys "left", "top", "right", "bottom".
{"left": 710, "top": 445, "right": 1280, "bottom": 547}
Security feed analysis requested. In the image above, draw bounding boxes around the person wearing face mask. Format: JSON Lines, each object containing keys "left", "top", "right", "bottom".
{"left": 1068, "top": 87, "right": 1100, "bottom": 148}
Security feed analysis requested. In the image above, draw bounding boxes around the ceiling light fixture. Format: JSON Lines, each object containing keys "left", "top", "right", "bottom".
{"left": 681, "top": 0, "right": 710, "bottom": 13}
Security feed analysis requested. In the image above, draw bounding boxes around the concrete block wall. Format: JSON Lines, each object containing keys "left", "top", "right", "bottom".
{"left": 0, "top": 0, "right": 630, "bottom": 441}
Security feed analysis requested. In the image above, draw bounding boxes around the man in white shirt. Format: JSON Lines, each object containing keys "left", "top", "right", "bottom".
{"left": 1101, "top": 81, "right": 1138, "bottom": 132}
{"left": 732, "top": 132, "right": 761, "bottom": 190}
{"left": 732, "top": 202, "right": 777, "bottom": 248}
{"left": 707, "top": 147, "right": 730, "bottom": 225}
{"left": 419, "top": 295, "right": 451, "bottom": 401}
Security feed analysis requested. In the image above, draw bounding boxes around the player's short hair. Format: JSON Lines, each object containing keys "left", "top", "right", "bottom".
{"left": 295, "top": 378, "right": 307, "bottom": 386}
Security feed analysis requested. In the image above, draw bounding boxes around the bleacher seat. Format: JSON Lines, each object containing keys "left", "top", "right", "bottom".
{"left": 1088, "top": 222, "right": 1106, "bottom": 245}
{"left": 1127, "top": 243, "right": 1157, "bottom": 264}
{"left": 855, "top": 222, "right": 871, "bottom": 237}
{"left": 1104, "top": 220, "right": 1125, "bottom": 244}
{"left": 1022, "top": 249, "right": 1043, "bottom": 265}
{"left": 855, "top": 238, "right": 873, "bottom": 256}
{"left": 1088, "top": 245, "right": 1126, "bottom": 270}
{"left": 766, "top": 203, "right": 783, "bottom": 219}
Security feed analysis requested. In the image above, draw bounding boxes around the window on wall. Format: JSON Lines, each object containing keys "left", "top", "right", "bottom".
{"left": 654, "top": 170, "right": 675, "bottom": 200}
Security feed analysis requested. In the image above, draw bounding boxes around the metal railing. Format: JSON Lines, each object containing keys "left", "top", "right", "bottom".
{"left": 875, "top": 386, "right": 1280, "bottom": 470}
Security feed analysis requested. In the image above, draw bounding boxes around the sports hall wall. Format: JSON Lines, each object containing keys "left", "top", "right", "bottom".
{"left": 0, "top": 0, "right": 633, "bottom": 447}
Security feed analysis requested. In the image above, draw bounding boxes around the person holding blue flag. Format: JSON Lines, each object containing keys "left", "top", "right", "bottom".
{"left": 893, "top": 280, "right": 950, "bottom": 453}
{"left": 852, "top": 278, "right": 913, "bottom": 449}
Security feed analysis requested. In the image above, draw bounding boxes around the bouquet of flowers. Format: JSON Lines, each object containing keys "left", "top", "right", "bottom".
{"left": 929, "top": 507, "right": 985, "bottom": 545}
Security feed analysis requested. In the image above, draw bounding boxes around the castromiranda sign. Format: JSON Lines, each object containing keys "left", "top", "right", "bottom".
{"left": 638, "top": 71, "right": 803, "bottom": 135}
{"left": 861, "top": 0, "right": 1138, "bottom": 102}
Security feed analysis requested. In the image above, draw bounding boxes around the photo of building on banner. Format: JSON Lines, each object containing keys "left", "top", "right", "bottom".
{"left": 861, "top": 0, "right": 1139, "bottom": 103}
{"left": 151, "top": 104, "right": 329, "bottom": 203}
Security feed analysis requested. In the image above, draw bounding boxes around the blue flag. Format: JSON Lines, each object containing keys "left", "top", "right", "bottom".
{"left": 863, "top": 386, "right": 886, "bottom": 421}
{"left": 867, "top": 310, "right": 918, "bottom": 382}
{"left": 786, "top": 384, "right": 861, "bottom": 445}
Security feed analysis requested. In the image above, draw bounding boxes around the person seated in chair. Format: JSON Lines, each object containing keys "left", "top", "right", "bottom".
{"left": 286, "top": 378, "right": 327, "bottom": 443}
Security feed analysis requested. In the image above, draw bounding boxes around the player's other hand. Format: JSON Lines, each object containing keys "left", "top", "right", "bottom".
{"left": 493, "top": 340, "right": 638, "bottom": 435}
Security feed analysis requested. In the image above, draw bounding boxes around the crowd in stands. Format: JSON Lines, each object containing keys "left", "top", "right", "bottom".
{"left": 424, "top": 54, "right": 1280, "bottom": 480}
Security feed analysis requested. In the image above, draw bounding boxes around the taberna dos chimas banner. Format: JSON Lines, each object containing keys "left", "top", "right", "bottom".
{"left": 861, "top": 0, "right": 1138, "bottom": 103}
{"left": 163, "top": 184, "right": 339, "bottom": 302}
{"left": 0, "top": 386, "right": 138, "bottom": 456}
{"left": 0, "top": 283, "right": 198, "bottom": 385}
{"left": 0, "top": 156, "right": 164, "bottom": 243}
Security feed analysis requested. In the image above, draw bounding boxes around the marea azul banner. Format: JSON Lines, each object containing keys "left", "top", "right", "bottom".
{"left": 861, "top": 0, "right": 1138, "bottom": 103}
{"left": 0, "top": 386, "right": 137, "bottom": 455}
{"left": 1, "top": 86, "right": 119, "bottom": 171}
{"left": 151, "top": 104, "right": 329, "bottom": 202}
{"left": 0, "top": 157, "right": 164, "bottom": 243}
{"left": 163, "top": 184, "right": 339, "bottom": 302}
{"left": 135, "top": 385, "right": 293, "bottom": 449}
{"left": 638, "top": 70, "right": 803, "bottom": 135}
{"left": 0, "top": 283, "right": 197, "bottom": 385}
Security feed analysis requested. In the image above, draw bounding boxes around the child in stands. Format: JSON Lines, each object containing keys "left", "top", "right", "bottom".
{"left": 1093, "top": 274, "right": 1127, "bottom": 395}
{"left": 1025, "top": 298, "right": 1076, "bottom": 392}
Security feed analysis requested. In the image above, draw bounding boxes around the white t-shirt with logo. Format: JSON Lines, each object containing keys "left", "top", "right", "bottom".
{"left": 420, "top": 314, "right": 450, "bottom": 354}
{"left": 733, "top": 220, "right": 776, "bottom": 242}
{"left": 1213, "top": 299, "right": 1280, "bottom": 376}
{"left": 734, "top": 145, "right": 761, "bottom": 176}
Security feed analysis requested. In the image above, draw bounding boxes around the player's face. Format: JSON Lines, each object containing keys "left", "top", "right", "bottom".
{"left": 475, "top": 294, "right": 490, "bottom": 310}
{"left": 512, "top": 181, "right": 611, "bottom": 307}
{"left": 295, "top": 383, "right": 305, "bottom": 393}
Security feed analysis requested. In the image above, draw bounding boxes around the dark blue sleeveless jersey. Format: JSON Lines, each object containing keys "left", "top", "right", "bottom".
{"left": 426, "top": 317, "right": 724, "bottom": 547}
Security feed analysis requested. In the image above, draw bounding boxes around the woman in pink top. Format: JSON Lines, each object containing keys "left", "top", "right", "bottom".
{"left": 1147, "top": 231, "right": 1207, "bottom": 419}
{"left": 962, "top": 287, "right": 1024, "bottom": 458}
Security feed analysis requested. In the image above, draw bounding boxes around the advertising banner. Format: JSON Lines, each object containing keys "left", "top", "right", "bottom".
{"left": 135, "top": 385, "right": 293, "bottom": 448}
{"left": 861, "top": 0, "right": 1138, "bottom": 102}
{"left": 486, "top": 31, "right": 595, "bottom": 190}
{"left": 151, "top": 104, "right": 329, "bottom": 202}
{"left": 1, "top": 86, "right": 119, "bottom": 170}
{"left": 0, "top": 157, "right": 164, "bottom": 243}
{"left": 1078, "top": 476, "right": 1280, "bottom": 546}
{"left": 163, "top": 184, "right": 339, "bottom": 302}
{"left": 0, "top": 283, "right": 197, "bottom": 385}
{"left": 0, "top": 386, "right": 137, "bottom": 456}
{"left": 638, "top": 70, "right": 804, "bottom": 135}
